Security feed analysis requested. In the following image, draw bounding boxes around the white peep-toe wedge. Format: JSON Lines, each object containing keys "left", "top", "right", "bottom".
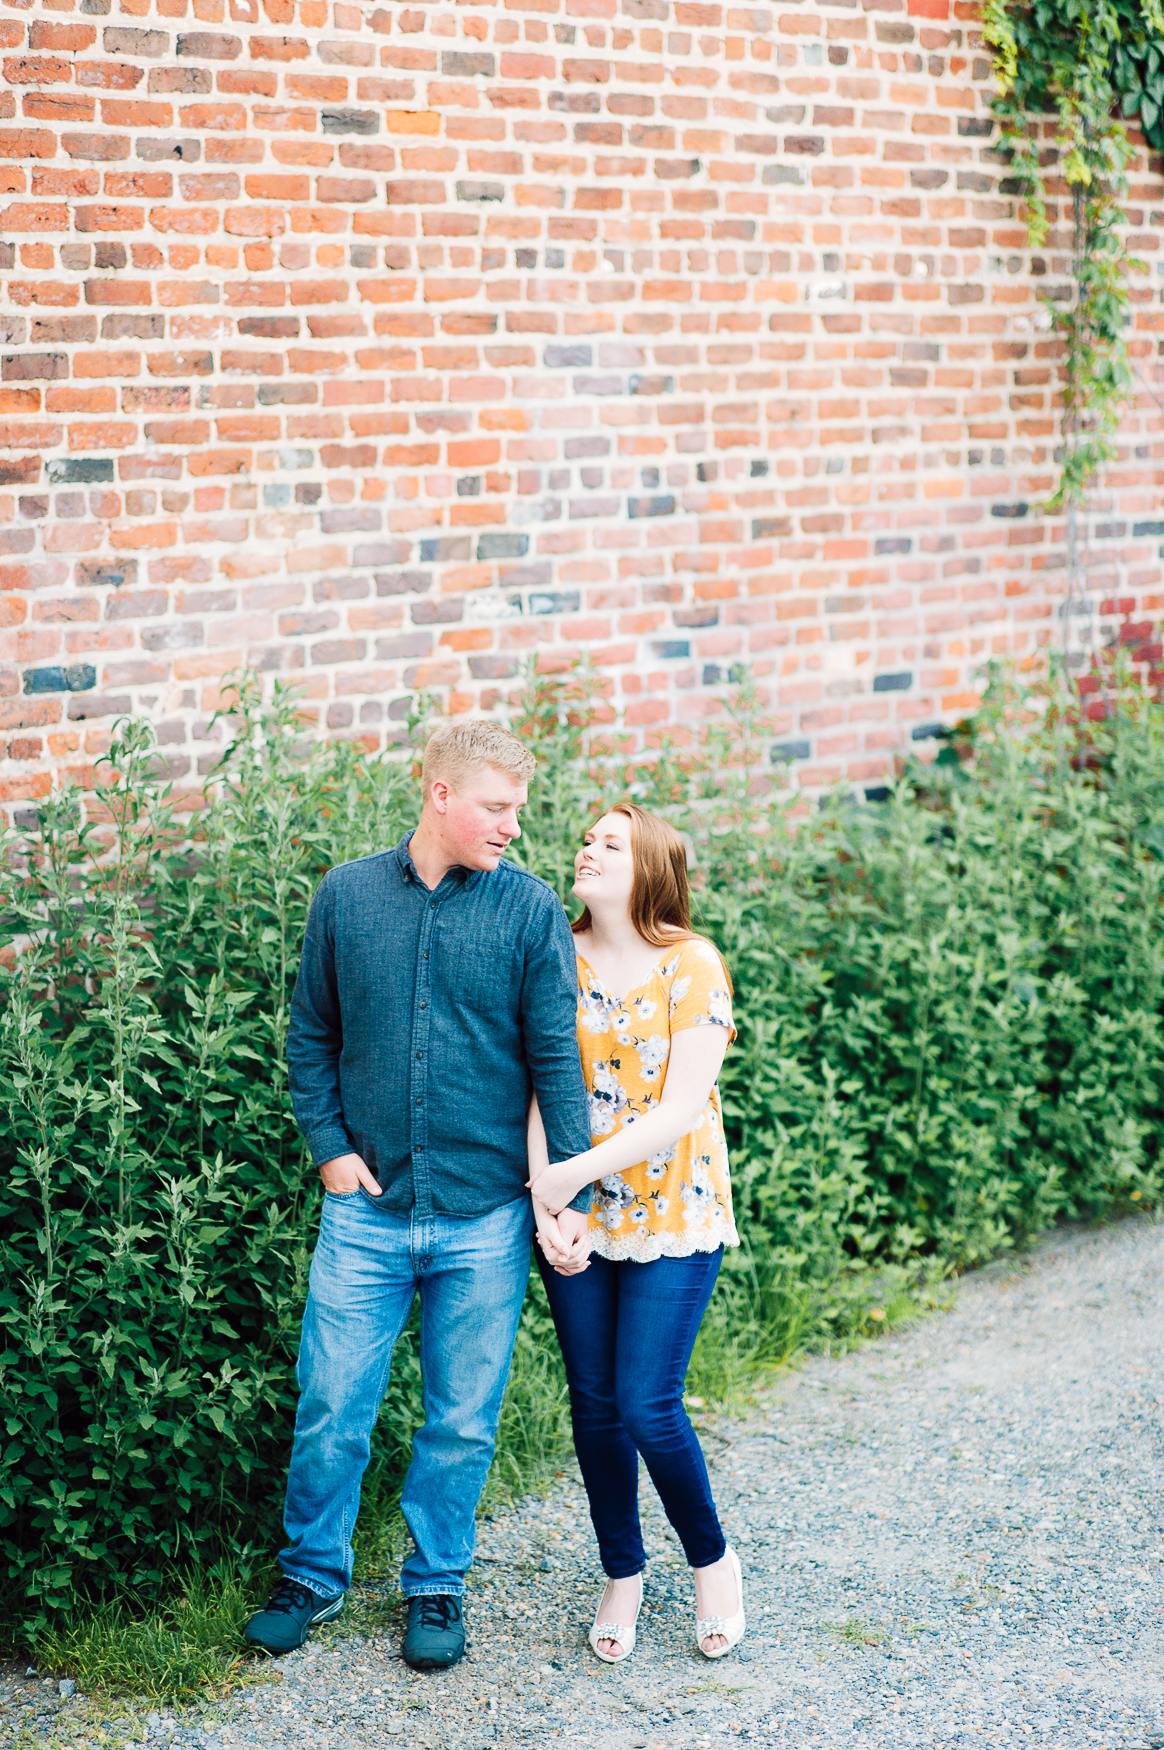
{"left": 695, "top": 1546, "right": 745, "bottom": 1658}
{"left": 588, "top": 1572, "right": 643, "bottom": 1664}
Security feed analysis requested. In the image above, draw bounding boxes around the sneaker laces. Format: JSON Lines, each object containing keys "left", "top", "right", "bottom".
{"left": 416, "top": 1594, "right": 461, "bottom": 1631}
{"left": 264, "top": 1578, "right": 320, "bottom": 1616}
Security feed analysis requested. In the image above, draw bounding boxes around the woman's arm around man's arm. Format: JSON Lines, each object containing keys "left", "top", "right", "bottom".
{"left": 527, "top": 1024, "right": 730, "bottom": 1214}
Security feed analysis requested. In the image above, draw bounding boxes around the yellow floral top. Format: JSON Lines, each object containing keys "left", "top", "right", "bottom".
{"left": 576, "top": 936, "right": 738, "bottom": 1263}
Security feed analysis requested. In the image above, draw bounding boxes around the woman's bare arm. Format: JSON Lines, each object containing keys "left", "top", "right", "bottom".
{"left": 526, "top": 1024, "right": 730, "bottom": 1214}
{"left": 527, "top": 1092, "right": 550, "bottom": 1177}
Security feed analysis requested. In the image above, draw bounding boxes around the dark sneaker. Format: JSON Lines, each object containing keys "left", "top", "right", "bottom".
{"left": 243, "top": 1576, "right": 344, "bottom": 1654}
{"left": 402, "top": 1593, "right": 465, "bottom": 1671}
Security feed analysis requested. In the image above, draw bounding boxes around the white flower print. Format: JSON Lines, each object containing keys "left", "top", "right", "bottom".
{"left": 579, "top": 986, "right": 611, "bottom": 1035}
{"left": 637, "top": 1033, "right": 670, "bottom": 1082}
{"left": 588, "top": 1060, "right": 629, "bottom": 1136}
{"left": 668, "top": 974, "right": 692, "bottom": 1014}
{"left": 679, "top": 1159, "right": 716, "bottom": 1228}
{"left": 599, "top": 1173, "right": 635, "bottom": 1208}
{"left": 594, "top": 1173, "right": 636, "bottom": 1232}
{"left": 693, "top": 987, "right": 732, "bottom": 1030}
{"left": 644, "top": 1143, "right": 675, "bottom": 1182}
{"left": 631, "top": 996, "right": 657, "bottom": 1021}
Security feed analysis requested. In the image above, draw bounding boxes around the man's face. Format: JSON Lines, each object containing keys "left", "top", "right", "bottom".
{"left": 430, "top": 765, "right": 529, "bottom": 871}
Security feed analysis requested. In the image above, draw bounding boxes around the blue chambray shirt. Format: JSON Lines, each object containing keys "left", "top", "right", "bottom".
{"left": 287, "top": 829, "right": 593, "bottom": 1218}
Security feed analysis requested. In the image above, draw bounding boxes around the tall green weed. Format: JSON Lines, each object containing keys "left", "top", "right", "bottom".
{"left": 2, "top": 659, "right": 1163, "bottom": 1650}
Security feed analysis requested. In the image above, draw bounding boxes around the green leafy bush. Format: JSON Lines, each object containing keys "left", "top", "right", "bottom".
{"left": 2, "top": 662, "right": 1163, "bottom": 1641}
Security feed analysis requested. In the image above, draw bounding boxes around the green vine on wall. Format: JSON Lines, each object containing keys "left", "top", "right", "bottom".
{"left": 982, "top": 0, "right": 1162, "bottom": 512}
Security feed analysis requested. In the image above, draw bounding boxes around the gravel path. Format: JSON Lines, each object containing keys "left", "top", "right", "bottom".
{"left": 5, "top": 1214, "right": 1164, "bottom": 1750}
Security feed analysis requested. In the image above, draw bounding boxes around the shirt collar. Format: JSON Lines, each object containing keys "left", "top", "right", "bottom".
{"left": 396, "top": 828, "right": 421, "bottom": 883}
{"left": 394, "top": 828, "right": 479, "bottom": 892}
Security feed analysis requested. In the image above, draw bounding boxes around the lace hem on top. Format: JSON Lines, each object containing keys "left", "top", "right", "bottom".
{"left": 589, "top": 1222, "right": 740, "bottom": 1264}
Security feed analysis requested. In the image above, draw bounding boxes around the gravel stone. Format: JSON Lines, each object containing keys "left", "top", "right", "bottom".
{"left": 3, "top": 1217, "right": 1162, "bottom": 1748}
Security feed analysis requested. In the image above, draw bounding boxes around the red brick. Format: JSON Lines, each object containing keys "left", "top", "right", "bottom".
{"left": 2, "top": 202, "right": 67, "bottom": 231}
{"left": 500, "top": 53, "right": 556, "bottom": 79}
{"left": 0, "top": 130, "right": 57, "bottom": 159}
{"left": 251, "top": 36, "right": 310, "bottom": 60}
{"left": 30, "top": 169, "right": 96, "bottom": 198}
{"left": 186, "top": 449, "right": 252, "bottom": 476}
{"left": 219, "top": 71, "right": 279, "bottom": 96}
{"left": 317, "top": 176, "right": 376, "bottom": 202}
{"left": 225, "top": 204, "right": 286, "bottom": 235}
{"left": 76, "top": 64, "right": 145, "bottom": 93}
{"left": 100, "top": 100, "right": 172, "bottom": 127}
{"left": 24, "top": 94, "right": 95, "bottom": 123}
{"left": 67, "top": 421, "right": 137, "bottom": 449}
{"left": 74, "top": 205, "right": 145, "bottom": 232}
{"left": 563, "top": 59, "right": 611, "bottom": 82}
{"left": 29, "top": 22, "right": 97, "bottom": 51}
{"left": 180, "top": 102, "right": 247, "bottom": 130}
{"left": 73, "top": 351, "right": 140, "bottom": 379}
{"left": 5, "top": 58, "right": 73, "bottom": 86}
{"left": 286, "top": 74, "right": 347, "bottom": 100}
{"left": 244, "top": 173, "right": 309, "bottom": 199}
{"left": 61, "top": 132, "right": 129, "bottom": 160}
{"left": 85, "top": 279, "right": 153, "bottom": 306}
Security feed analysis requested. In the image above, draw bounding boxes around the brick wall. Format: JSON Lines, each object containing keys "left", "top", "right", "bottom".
{"left": 2, "top": 0, "right": 1163, "bottom": 819}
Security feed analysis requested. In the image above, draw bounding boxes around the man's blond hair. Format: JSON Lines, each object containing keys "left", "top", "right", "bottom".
{"left": 421, "top": 720, "right": 537, "bottom": 799}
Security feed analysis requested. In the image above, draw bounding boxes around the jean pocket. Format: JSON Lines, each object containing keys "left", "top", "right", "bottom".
{"left": 324, "top": 1188, "right": 361, "bottom": 1200}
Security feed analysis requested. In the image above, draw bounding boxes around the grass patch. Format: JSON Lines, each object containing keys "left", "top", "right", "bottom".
{"left": 824, "top": 1617, "right": 890, "bottom": 1650}
{"left": 28, "top": 1567, "right": 273, "bottom": 1703}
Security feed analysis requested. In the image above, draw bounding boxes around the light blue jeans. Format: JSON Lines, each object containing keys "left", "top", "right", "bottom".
{"left": 279, "top": 1188, "right": 533, "bottom": 1600}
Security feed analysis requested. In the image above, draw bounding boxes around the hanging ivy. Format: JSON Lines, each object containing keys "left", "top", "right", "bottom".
{"left": 982, "top": 0, "right": 1162, "bottom": 510}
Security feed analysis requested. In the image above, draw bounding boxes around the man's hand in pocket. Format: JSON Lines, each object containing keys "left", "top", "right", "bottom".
{"left": 319, "top": 1153, "right": 382, "bottom": 1196}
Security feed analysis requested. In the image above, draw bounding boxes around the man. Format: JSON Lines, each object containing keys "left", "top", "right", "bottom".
{"left": 244, "top": 720, "right": 592, "bottom": 1671}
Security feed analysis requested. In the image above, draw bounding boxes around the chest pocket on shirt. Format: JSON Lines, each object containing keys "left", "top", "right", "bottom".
{"left": 449, "top": 938, "right": 521, "bottom": 1015}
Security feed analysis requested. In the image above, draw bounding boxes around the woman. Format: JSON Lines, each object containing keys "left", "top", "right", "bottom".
{"left": 526, "top": 803, "right": 743, "bottom": 1665}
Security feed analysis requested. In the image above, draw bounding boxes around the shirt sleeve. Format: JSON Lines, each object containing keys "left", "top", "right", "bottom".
{"left": 520, "top": 890, "right": 594, "bottom": 1214}
{"left": 667, "top": 937, "right": 736, "bottom": 1043}
{"left": 286, "top": 874, "right": 355, "bottom": 1170}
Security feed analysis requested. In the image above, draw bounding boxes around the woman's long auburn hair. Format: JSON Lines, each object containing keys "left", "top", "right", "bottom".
{"left": 571, "top": 802, "right": 733, "bottom": 992}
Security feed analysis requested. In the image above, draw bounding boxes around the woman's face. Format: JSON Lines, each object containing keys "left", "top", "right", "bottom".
{"left": 573, "top": 812, "right": 636, "bottom": 915}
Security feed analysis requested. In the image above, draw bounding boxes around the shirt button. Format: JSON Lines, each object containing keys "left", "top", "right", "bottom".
{"left": 419, "top": 1000, "right": 426, "bottom": 1008}
{"left": 416, "top": 1050, "right": 423, "bottom": 1059}
{"left": 430, "top": 902, "right": 436, "bottom": 910}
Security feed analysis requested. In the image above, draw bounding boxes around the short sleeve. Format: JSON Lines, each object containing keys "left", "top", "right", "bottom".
{"left": 667, "top": 938, "right": 736, "bottom": 1043}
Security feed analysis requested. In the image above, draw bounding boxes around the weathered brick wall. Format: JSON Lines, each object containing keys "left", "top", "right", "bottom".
{"left": 2, "top": 0, "right": 1163, "bottom": 819}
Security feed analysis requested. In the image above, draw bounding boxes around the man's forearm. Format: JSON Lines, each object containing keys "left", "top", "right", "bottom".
{"left": 530, "top": 1094, "right": 592, "bottom": 1215}
{"left": 286, "top": 879, "right": 350, "bottom": 1169}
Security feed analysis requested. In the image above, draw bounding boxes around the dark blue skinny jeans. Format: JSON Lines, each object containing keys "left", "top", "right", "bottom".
{"left": 537, "top": 1245, "right": 727, "bottom": 1579}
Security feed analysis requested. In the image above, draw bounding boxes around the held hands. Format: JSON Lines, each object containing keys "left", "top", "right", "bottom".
{"left": 319, "top": 1151, "right": 382, "bottom": 1196}
{"left": 526, "top": 1156, "right": 592, "bottom": 1216}
{"left": 533, "top": 1200, "right": 592, "bottom": 1276}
